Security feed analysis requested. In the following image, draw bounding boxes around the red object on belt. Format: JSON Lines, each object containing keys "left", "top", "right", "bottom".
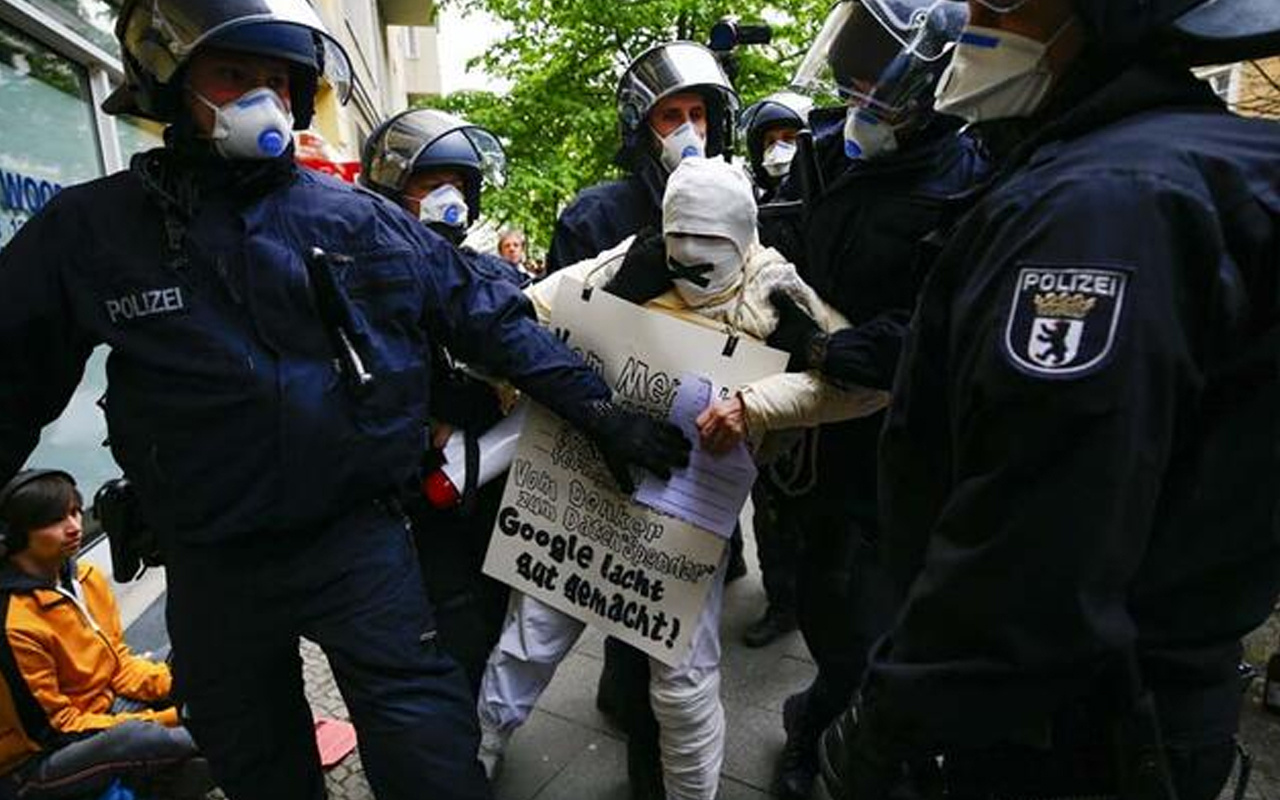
{"left": 423, "top": 470, "right": 461, "bottom": 509}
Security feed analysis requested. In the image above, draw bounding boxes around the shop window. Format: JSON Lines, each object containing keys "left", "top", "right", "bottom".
{"left": 30, "top": 0, "right": 119, "bottom": 57}
{"left": 0, "top": 19, "right": 101, "bottom": 246}
{"left": 0, "top": 20, "right": 118, "bottom": 499}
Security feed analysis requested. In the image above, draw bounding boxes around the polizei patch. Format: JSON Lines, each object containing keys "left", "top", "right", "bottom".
{"left": 1003, "top": 266, "right": 1129, "bottom": 378}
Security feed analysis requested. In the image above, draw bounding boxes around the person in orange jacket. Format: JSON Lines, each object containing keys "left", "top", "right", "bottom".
{"left": 0, "top": 469, "right": 206, "bottom": 798}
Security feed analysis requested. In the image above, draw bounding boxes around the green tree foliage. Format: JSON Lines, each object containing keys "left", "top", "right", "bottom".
{"left": 421, "top": 0, "right": 830, "bottom": 251}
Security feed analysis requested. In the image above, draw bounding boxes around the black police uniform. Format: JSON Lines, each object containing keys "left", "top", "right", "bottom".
{"left": 774, "top": 107, "right": 987, "bottom": 761}
{"left": 863, "top": 61, "right": 1280, "bottom": 800}
{"left": 545, "top": 158, "right": 665, "bottom": 274}
{"left": 0, "top": 141, "right": 615, "bottom": 800}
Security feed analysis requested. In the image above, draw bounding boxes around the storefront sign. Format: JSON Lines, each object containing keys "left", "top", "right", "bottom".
{"left": 1, "top": 168, "right": 63, "bottom": 246}
{"left": 483, "top": 278, "right": 786, "bottom": 666}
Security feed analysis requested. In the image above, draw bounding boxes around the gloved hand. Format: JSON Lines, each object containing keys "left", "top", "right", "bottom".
{"left": 603, "top": 227, "right": 673, "bottom": 305}
{"left": 814, "top": 705, "right": 941, "bottom": 800}
{"left": 767, "top": 290, "right": 828, "bottom": 372}
{"left": 582, "top": 400, "right": 691, "bottom": 493}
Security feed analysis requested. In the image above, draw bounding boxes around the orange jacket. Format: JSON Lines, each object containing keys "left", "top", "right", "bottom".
{"left": 0, "top": 561, "right": 177, "bottom": 775}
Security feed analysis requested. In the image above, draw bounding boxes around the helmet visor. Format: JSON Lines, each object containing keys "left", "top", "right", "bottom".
{"left": 367, "top": 110, "right": 507, "bottom": 193}
{"left": 617, "top": 41, "right": 739, "bottom": 132}
{"left": 792, "top": 0, "right": 959, "bottom": 102}
{"left": 118, "top": 0, "right": 353, "bottom": 102}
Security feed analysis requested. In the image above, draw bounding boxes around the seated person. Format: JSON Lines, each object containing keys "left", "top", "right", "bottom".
{"left": 476, "top": 157, "right": 888, "bottom": 800}
{"left": 0, "top": 470, "right": 206, "bottom": 799}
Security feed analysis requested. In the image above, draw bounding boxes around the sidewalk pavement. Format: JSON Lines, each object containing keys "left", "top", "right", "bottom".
{"left": 286, "top": 553, "right": 1279, "bottom": 800}
{"left": 301, "top": 532, "right": 815, "bottom": 800}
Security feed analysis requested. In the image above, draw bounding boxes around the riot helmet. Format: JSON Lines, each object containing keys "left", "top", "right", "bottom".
{"left": 961, "top": 0, "right": 1279, "bottom": 64}
{"left": 738, "top": 90, "right": 812, "bottom": 184}
{"left": 361, "top": 108, "right": 506, "bottom": 229}
{"left": 615, "top": 41, "right": 740, "bottom": 171}
{"left": 794, "top": 0, "right": 966, "bottom": 159}
{"left": 103, "top": 0, "right": 353, "bottom": 130}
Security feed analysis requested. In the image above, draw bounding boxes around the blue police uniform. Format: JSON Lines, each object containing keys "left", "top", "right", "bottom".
{"left": 464, "top": 247, "right": 531, "bottom": 288}
{"left": 545, "top": 158, "right": 665, "bottom": 274}
{"left": 767, "top": 109, "right": 988, "bottom": 799}
{"left": 410, "top": 243, "right": 528, "bottom": 695}
{"left": 0, "top": 148, "right": 611, "bottom": 800}
{"left": 864, "top": 62, "right": 1280, "bottom": 798}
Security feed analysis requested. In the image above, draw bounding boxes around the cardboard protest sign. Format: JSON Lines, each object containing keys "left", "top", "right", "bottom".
{"left": 483, "top": 278, "right": 786, "bottom": 666}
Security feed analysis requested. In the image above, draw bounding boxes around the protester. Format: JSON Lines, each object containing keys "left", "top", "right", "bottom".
{"left": 0, "top": 2, "right": 690, "bottom": 798}
{"left": 815, "top": 1, "right": 1280, "bottom": 799}
{"left": 543, "top": 40, "right": 744, "bottom": 796}
{"left": 0, "top": 470, "right": 207, "bottom": 799}
{"left": 735, "top": 88, "right": 817, "bottom": 650}
{"left": 476, "top": 157, "right": 888, "bottom": 800}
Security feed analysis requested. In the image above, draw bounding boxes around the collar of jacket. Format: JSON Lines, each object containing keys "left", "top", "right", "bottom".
{"left": 632, "top": 154, "right": 669, "bottom": 214}
{"left": 159, "top": 123, "right": 300, "bottom": 204}
{"left": 809, "top": 105, "right": 966, "bottom": 184}
{"left": 0, "top": 560, "right": 83, "bottom": 605}
{"left": 979, "top": 58, "right": 1224, "bottom": 184}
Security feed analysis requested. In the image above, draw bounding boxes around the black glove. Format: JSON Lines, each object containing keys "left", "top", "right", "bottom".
{"left": 582, "top": 400, "right": 691, "bottom": 494}
{"left": 767, "top": 290, "right": 828, "bottom": 372}
{"left": 603, "top": 227, "right": 672, "bottom": 305}
{"left": 815, "top": 705, "right": 941, "bottom": 800}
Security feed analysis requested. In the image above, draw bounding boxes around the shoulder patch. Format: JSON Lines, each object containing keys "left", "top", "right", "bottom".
{"left": 1002, "top": 265, "right": 1129, "bottom": 379}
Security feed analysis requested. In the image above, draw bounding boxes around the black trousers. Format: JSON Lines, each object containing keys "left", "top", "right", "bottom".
{"left": 412, "top": 476, "right": 511, "bottom": 698}
{"left": 165, "top": 503, "right": 490, "bottom": 800}
{"left": 790, "top": 506, "right": 898, "bottom": 732}
{"left": 751, "top": 478, "right": 799, "bottom": 616}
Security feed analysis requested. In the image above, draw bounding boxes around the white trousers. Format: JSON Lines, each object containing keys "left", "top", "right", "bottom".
{"left": 478, "top": 562, "right": 727, "bottom": 800}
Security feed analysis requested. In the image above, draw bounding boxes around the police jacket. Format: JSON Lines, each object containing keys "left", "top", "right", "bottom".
{"left": 779, "top": 112, "right": 986, "bottom": 523}
{"left": 466, "top": 249, "right": 531, "bottom": 289}
{"left": 867, "top": 61, "right": 1280, "bottom": 753}
{"left": 0, "top": 562, "right": 176, "bottom": 776}
{"left": 546, "top": 156, "right": 666, "bottom": 274}
{"left": 0, "top": 146, "right": 610, "bottom": 546}
{"left": 801, "top": 110, "right": 986, "bottom": 392}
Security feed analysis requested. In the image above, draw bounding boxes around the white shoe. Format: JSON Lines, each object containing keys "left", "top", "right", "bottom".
{"left": 478, "top": 720, "right": 512, "bottom": 781}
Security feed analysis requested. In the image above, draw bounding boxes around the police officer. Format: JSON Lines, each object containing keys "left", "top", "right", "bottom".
{"left": 362, "top": 108, "right": 528, "bottom": 287}
{"left": 0, "top": 2, "right": 691, "bottom": 799}
{"left": 543, "top": 41, "right": 741, "bottom": 800}
{"left": 359, "top": 108, "right": 526, "bottom": 694}
{"left": 736, "top": 89, "right": 814, "bottom": 650}
{"left": 756, "top": 2, "right": 985, "bottom": 797}
{"left": 815, "top": 1, "right": 1280, "bottom": 799}
{"left": 546, "top": 41, "right": 739, "bottom": 273}
{"left": 739, "top": 90, "right": 813, "bottom": 202}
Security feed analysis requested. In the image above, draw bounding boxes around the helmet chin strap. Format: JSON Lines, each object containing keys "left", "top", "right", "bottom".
{"left": 427, "top": 221, "right": 466, "bottom": 246}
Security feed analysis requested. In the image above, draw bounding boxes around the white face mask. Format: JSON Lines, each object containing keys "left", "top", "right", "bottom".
{"left": 843, "top": 107, "right": 899, "bottom": 161}
{"left": 196, "top": 87, "right": 294, "bottom": 160}
{"left": 418, "top": 184, "right": 469, "bottom": 229}
{"left": 934, "top": 21, "right": 1072, "bottom": 124}
{"left": 761, "top": 140, "right": 797, "bottom": 178}
{"left": 655, "top": 122, "right": 707, "bottom": 173}
{"left": 665, "top": 235, "right": 742, "bottom": 308}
